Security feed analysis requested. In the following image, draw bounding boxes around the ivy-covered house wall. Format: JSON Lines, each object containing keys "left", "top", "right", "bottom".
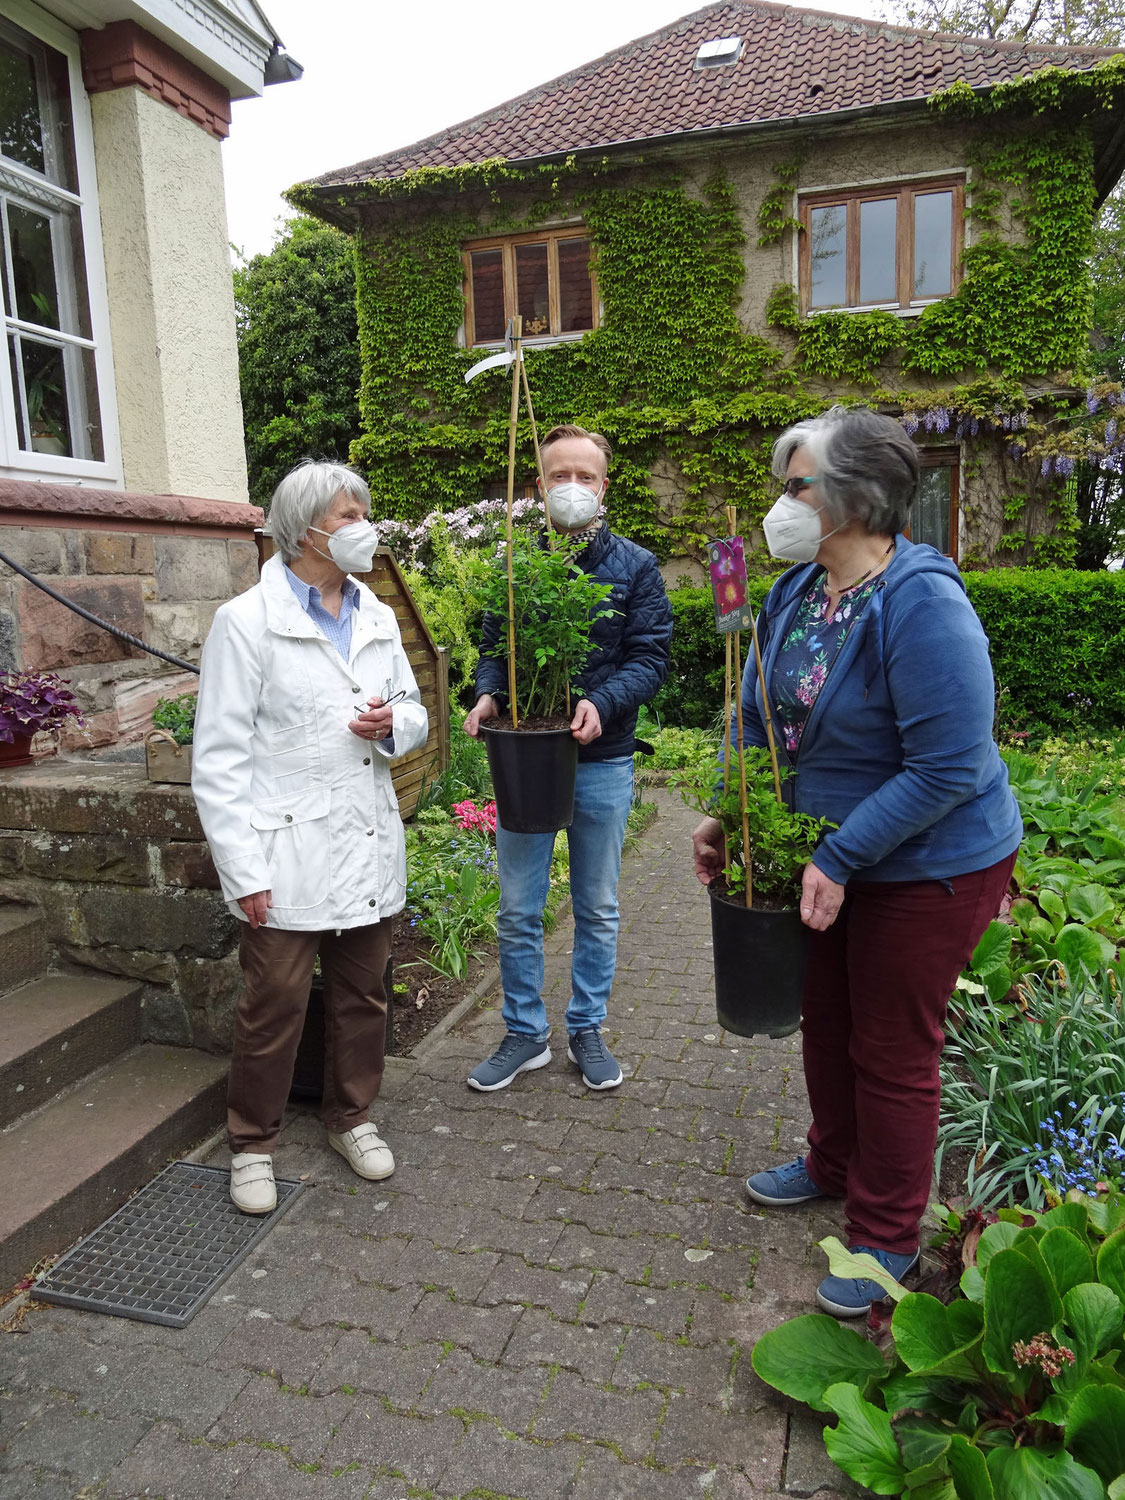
{"left": 294, "top": 61, "right": 1125, "bottom": 573}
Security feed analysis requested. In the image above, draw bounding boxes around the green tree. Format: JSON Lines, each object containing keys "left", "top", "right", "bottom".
{"left": 881, "top": 0, "right": 1120, "bottom": 44}
{"left": 233, "top": 216, "right": 360, "bottom": 505}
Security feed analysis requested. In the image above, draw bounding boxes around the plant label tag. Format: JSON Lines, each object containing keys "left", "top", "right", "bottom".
{"left": 709, "top": 536, "right": 752, "bottom": 634}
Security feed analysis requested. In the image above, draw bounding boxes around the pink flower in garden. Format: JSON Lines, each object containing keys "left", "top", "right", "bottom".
{"left": 452, "top": 800, "right": 497, "bottom": 835}
{"left": 1012, "top": 1333, "right": 1075, "bottom": 1379}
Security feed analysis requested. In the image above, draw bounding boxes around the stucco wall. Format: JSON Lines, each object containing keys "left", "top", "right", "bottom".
{"left": 89, "top": 87, "right": 248, "bottom": 503}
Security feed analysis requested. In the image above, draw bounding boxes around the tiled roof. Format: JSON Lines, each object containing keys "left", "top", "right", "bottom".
{"left": 309, "top": 0, "right": 1120, "bottom": 189}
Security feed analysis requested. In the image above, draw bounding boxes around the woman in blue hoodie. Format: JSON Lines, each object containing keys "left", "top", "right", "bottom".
{"left": 692, "top": 405, "right": 1022, "bottom": 1318}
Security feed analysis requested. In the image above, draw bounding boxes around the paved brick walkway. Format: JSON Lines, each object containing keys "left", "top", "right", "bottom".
{"left": 0, "top": 790, "right": 858, "bottom": 1499}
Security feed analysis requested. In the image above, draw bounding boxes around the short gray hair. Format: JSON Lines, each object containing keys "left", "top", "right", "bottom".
{"left": 771, "top": 405, "right": 919, "bottom": 534}
{"left": 269, "top": 460, "right": 372, "bottom": 563}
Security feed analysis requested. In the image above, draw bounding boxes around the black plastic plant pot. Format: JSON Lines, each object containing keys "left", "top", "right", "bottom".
{"left": 708, "top": 888, "right": 809, "bottom": 1039}
{"left": 481, "top": 722, "right": 578, "bottom": 834}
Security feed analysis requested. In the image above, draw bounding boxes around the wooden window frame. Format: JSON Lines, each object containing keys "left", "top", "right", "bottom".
{"left": 463, "top": 227, "right": 599, "bottom": 347}
{"left": 910, "top": 447, "right": 960, "bottom": 561}
{"left": 798, "top": 178, "right": 965, "bottom": 315}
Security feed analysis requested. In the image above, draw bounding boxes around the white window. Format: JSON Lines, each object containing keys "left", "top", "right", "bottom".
{"left": 0, "top": 5, "right": 118, "bottom": 482}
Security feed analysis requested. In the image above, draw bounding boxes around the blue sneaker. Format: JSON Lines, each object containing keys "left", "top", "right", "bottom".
{"left": 468, "top": 1032, "right": 551, "bottom": 1092}
{"left": 745, "top": 1155, "right": 824, "bottom": 1206}
{"left": 816, "top": 1245, "right": 920, "bottom": 1319}
{"left": 567, "top": 1027, "right": 623, "bottom": 1090}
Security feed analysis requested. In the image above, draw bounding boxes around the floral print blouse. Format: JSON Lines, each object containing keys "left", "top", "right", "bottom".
{"left": 772, "top": 574, "right": 880, "bottom": 756}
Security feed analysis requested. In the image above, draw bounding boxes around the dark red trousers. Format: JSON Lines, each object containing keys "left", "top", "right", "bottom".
{"left": 802, "top": 852, "right": 1016, "bottom": 1255}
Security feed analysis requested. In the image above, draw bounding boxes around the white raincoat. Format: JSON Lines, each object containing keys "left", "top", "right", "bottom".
{"left": 192, "top": 554, "right": 429, "bottom": 931}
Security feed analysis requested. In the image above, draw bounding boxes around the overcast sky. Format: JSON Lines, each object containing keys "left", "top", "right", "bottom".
{"left": 222, "top": 0, "right": 885, "bottom": 260}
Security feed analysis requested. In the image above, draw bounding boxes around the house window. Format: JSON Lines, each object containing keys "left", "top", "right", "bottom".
{"left": 799, "top": 180, "right": 964, "bottom": 313}
{"left": 910, "top": 450, "right": 960, "bottom": 559}
{"left": 463, "top": 230, "right": 598, "bottom": 346}
{"left": 0, "top": 9, "right": 115, "bottom": 478}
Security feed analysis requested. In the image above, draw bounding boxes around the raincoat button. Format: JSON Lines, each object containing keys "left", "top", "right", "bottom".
{"left": 363, "top": 757, "right": 371, "bottom": 766}
{"left": 368, "top": 898, "right": 377, "bottom": 907}
{"left": 284, "top": 814, "right": 293, "bottom": 823}
{"left": 352, "top": 684, "right": 362, "bottom": 693}
{"left": 366, "top": 828, "right": 374, "bottom": 836}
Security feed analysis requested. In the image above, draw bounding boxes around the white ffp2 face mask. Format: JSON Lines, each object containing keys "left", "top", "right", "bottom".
{"left": 546, "top": 482, "right": 602, "bottom": 531}
{"left": 310, "top": 520, "right": 380, "bottom": 573}
{"left": 761, "top": 494, "right": 839, "bottom": 563}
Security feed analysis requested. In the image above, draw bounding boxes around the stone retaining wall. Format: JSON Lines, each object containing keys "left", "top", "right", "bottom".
{"left": 0, "top": 761, "right": 238, "bottom": 1052}
{"left": 0, "top": 482, "right": 263, "bottom": 752}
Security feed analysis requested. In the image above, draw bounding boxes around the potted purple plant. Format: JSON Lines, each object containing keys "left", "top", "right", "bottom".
{"left": 0, "top": 669, "right": 84, "bottom": 768}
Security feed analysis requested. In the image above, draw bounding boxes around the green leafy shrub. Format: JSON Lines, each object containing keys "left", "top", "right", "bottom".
{"left": 965, "top": 570, "right": 1125, "bottom": 737}
{"left": 651, "top": 581, "right": 772, "bottom": 728}
{"left": 672, "top": 744, "right": 832, "bottom": 904}
{"left": 653, "top": 573, "right": 1125, "bottom": 737}
{"left": 477, "top": 535, "right": 613, "bottom": 720}
{"left": 752, "top": 1203, "right": 1125, "bottom": 1499}
{"left": 634, "top": 724, "right": 720, "bottom": 774}
{"left": 403, "top": 519, "right": 492, "bottom": 709}
{"left": 152, "top": 692, "right": 196, "bottom": 746}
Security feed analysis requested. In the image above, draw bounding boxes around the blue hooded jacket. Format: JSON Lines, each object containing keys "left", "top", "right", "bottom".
{"left": 740, "top": 535, "right": 1022, "bottom": 885}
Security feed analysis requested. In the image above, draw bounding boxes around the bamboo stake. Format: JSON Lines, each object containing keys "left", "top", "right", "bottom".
{"left": 504, "top": 317, "right": 522, "bottom": 728}
{"left": 519, "top": 348, "right": 569, "bottom": 717}
{"left": 733, "top": 627, "right": 752, "bottom": 910}
{"left": 722, "top": 632, "right": 732, "bottom": 795}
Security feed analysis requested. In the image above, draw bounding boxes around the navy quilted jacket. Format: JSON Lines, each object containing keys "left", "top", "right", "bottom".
{"left": 475, "top": 525, "right": 673, "bottom": 762}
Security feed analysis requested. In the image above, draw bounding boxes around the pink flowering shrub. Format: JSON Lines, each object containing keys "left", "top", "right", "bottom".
{"left": 451, "top": 799, "right": 497, "bottom": 836}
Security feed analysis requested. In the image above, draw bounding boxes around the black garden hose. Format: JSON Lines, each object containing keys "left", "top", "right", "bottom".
{"left": 0, "top": 544, "right": 200, "bottom": 675}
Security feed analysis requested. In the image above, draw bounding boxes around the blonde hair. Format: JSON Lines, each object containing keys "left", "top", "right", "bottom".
{"left": 540, "top": 424, "right": 613, "bottom": 468}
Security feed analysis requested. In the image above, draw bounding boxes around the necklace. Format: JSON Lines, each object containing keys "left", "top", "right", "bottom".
{"left": 824, "top": 539, "right": 895, "bottom": 596}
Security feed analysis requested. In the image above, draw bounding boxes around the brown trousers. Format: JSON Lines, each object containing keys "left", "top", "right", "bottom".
{"left": 228, "top": 920, "right": 391, "bottom": 1154}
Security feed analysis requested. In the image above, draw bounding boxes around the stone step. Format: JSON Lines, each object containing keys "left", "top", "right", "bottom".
{"left": 0, "top": 1044, "right": 227, "bottom": 1289}
{"left": 0, "top": 974, "right": 143, "bottom": 1131}
{"left": 0, "top": 904, "right": 47, "bottom": 996}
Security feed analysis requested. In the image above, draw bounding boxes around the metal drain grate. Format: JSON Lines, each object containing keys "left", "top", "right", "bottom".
{"left": 34, "top": 1161, "right": 303, "bottom": 1327}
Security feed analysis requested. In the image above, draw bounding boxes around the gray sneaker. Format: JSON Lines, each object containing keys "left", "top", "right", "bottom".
{"left": 567, "top": 1027, "right": 623, "bottom": 1090}
{"left": 468, "top": 1032, "right": 552, "bottom": 1092}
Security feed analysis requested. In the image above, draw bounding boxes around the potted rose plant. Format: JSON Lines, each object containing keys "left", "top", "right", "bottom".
{"left": 146, "top": 691, "right": 196, "bottom": 784}
{"left": 0, "top": 669, "right": 83, "bottom": 768}
{"left": 675, "top": 745, "right": 833, "bottom": 1038}
{"left": 476, "top": 531, "right": 613, "bottom": 833}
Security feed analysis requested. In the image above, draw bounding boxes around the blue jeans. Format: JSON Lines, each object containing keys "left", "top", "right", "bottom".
{"left": 495, "top": 756, "right": 634, "bottom": 1041}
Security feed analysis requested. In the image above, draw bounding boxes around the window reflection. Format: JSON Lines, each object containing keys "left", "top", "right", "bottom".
{"left": 515, "top": 242, "right": 549, "bottom": 336}
{"left": 810, "top": 204, "right": 846, "bottom": 308}
{"left": 914, "top": 191, "right": 953, "bottom": 298}
{"left": 859, "top": 198, "right": 896, "bottom": 304}
{"left": 914, "top": 465, "right": 952, "bottom": 554}
{"left": 469, "top": 249, "right": 505, "bottom": 343}
{"left": 1, "top": 18, "right": 102, "bottom": 464}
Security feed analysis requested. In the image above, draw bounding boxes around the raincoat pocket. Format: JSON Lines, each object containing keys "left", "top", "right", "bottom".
{"left": 250, "top": 786, "right": 332, "bottom": 910}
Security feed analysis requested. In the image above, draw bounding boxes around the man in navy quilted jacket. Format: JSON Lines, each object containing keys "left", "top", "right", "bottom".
{"left": 463, "top": 425, "right": 673, "bottom": 1093}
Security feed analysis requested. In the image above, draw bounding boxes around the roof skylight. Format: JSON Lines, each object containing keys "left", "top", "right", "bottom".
{"left": 695, "top": 36, "right": 743, "bottom": 69}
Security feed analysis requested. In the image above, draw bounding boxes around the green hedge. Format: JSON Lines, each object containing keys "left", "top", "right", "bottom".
{"left": 966, "top": 569, "right": 1125, "bottom": 735}
{"left": 652, "top": 570, "right": 1125, "bottom": 735}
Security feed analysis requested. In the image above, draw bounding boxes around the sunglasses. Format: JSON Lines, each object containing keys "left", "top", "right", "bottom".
{"left": 781, "top": 476, "right": 819, "bottom": 498}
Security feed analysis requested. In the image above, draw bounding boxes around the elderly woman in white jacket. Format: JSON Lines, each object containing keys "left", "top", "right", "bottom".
{"left": 192, "top": 460, "right": 428, "bottom": 1214}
